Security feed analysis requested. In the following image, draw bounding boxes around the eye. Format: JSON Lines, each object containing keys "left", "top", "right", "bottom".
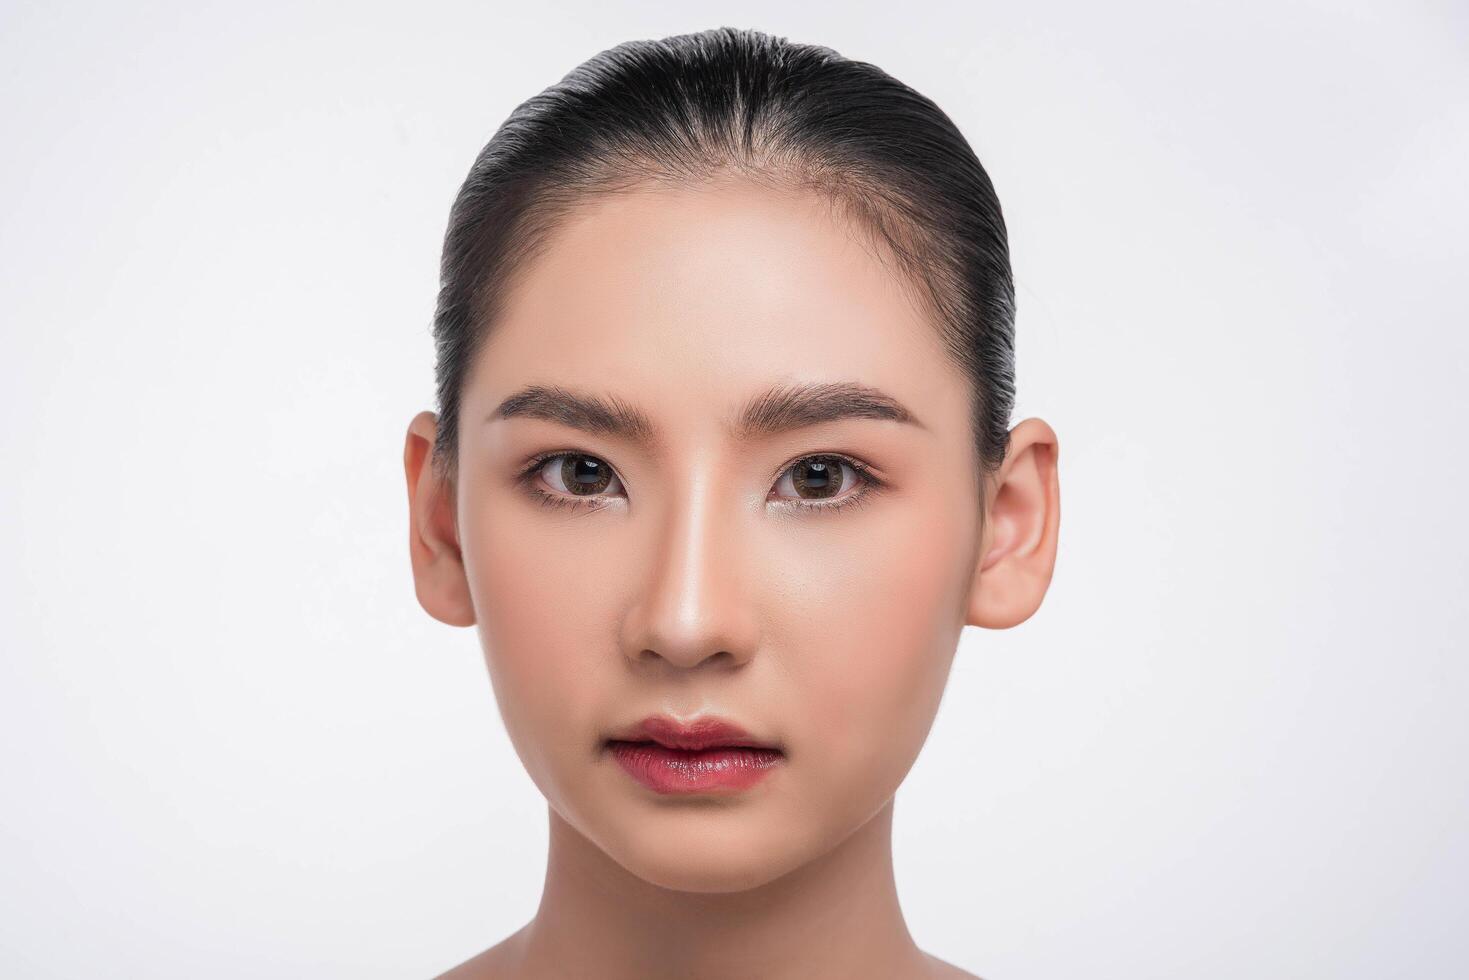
{"left": 769, "top": 454, "right": 880, "bottom": 514}
{"left": 531, "top": 452, "right": 622, "bottom": 499}
{"left": 517, "top": 450, "right": 884, "bottom": 515}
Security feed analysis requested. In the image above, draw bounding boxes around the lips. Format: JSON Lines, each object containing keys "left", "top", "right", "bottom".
{"left": 604, "top": 714, "right": 785, "bottom": 794}
{"left": 605, "top": 714, "right": 782, "bottom": 752}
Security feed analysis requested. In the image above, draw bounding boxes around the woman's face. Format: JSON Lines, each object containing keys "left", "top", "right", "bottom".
{"left": 445, "top": 178, "right": 986, "bottom": 892}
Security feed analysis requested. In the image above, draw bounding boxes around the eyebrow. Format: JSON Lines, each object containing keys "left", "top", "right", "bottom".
{"left": 486, "top": 380, "right": 923, "bottom": 447}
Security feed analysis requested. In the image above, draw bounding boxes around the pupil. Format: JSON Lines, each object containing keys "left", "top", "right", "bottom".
{"left": 572, "top": 457, "right": 601, "bottom": 485}
{"left": 561, "top": 455, "right": 611, "bottom": 495}
{"left": 794, "top": 457, "right": 841, "bottom": 499}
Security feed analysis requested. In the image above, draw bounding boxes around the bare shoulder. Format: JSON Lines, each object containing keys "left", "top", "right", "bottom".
{"left": 923, "top": 950, "right": 985, "bottom": 979}
{"left": 432, "top": 925, "right": 530, "bottom": 980}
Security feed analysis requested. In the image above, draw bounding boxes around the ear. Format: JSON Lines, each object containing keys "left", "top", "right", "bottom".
{"left": 403, "top": 411, "right": 476, "bottom": 627}
{"left": 966, "top": 417, "right": 1061, "bottom": 629}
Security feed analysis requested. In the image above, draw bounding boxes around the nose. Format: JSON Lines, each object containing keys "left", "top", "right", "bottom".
{"left": 618, "top": 465, "right": 762, "bottom": 671}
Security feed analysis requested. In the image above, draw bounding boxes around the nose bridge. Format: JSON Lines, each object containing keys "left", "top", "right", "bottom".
{"left": 623, "top": 458, "right": 759, "bottom": 670}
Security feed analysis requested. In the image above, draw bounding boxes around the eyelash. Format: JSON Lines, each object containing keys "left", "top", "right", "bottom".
{"left": 513, "top": 449, "right": 886, "bottom": 517}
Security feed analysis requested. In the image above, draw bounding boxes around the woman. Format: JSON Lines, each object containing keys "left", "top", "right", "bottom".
{"left": 403, "top": 26, "right": 1060, "bottom": 979}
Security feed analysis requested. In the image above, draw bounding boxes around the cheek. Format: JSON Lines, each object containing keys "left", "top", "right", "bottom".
{"left": 773, "top": 495, "right": 972, "bottom": 802}
{"left": 460, "top": 502, "right": 616, "bottom": 798}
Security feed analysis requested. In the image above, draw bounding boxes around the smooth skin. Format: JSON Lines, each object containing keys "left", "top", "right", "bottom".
{"left": 404, "top": 175, "right": 1059, "bottom": 979}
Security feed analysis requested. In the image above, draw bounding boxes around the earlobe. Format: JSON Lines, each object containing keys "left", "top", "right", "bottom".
{"left": 403, "top": 411, "right": 477, "bottom": 628}
{"left": 965, "top": 418, "right": 1061, "bottom": 630}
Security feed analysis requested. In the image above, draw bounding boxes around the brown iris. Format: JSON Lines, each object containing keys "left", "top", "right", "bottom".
{"left": 789, "top": 456, "right": 844, "bottom": 500}
{"left": 561, "top": 455, "right": 614, "bottom": 496}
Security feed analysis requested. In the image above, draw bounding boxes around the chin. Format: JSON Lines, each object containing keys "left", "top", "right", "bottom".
{"left": 612, "top": 841, "right": 800, "bottom": 894}
{"left": 592, "top": 807, "right": 822, "bottom": 894}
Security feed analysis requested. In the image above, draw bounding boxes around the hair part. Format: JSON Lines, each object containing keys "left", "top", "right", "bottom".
{"left": 431, "top": 26, "right": 1017, "bottom": 505}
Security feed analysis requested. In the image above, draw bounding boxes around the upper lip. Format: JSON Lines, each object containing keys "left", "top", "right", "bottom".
{"left": 606, "top": 714, "right": 782, "bottom": 752}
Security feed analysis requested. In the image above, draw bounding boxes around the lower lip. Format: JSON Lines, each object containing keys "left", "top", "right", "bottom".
{"left": 606, "top": 740, "right": 784, "bottom": 794}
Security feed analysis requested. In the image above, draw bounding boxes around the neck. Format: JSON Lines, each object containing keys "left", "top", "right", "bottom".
{"left": 510, "top": 796, "right": 928, "bottom": 979}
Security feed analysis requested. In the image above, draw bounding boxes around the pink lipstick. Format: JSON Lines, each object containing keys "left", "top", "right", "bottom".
{"left": 604, "top": 715, "right": 785, "bottom": 795}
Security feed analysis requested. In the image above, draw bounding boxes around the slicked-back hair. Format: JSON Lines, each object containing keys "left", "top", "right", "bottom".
{"left": 431, "top": 26, "right": 1016, "bottom": 503}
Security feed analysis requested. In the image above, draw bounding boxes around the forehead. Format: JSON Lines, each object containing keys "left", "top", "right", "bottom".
{"left": 468, "top": 178, "right": 961, "bottom": 434}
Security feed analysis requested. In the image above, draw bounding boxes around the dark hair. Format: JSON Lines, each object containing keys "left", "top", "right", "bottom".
{"left": 431, "top": 26, "right": 1016, "bottom": 500}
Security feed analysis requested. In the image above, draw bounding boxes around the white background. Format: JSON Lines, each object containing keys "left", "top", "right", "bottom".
{"left": 3, "top": 1, "right": 1466, "bottom": 977}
